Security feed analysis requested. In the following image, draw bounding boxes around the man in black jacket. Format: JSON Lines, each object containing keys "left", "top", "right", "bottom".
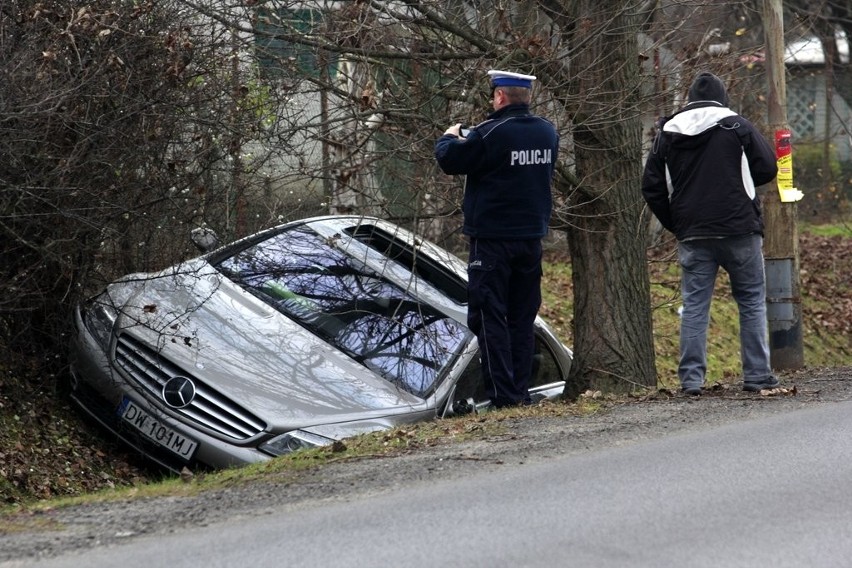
{"left": 642, "top": 71, "right": 780, "bottom": 395}
{"left": 435, "top": 70, "right": 559, "bottom": 408}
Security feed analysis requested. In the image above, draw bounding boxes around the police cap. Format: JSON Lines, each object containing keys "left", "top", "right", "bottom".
{"left": 487, "top": 69, "right": 536, "bottom": 89}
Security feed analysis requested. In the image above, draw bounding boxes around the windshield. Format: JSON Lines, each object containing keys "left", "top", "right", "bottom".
{"left": 215, "top": 225, "right": 472, "bottom": 398}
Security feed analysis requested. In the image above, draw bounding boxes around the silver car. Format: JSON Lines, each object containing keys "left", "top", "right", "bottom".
{"left": 69, "top": 215, "right": 572, "bottom": 472}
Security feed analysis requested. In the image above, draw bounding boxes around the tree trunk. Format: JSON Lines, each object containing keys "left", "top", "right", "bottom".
{"left": 560, "top": 2, "right": 657, "bottom": 397}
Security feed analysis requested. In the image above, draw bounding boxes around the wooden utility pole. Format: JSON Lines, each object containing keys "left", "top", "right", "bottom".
{"left": 762, "top": 0, "right": 804, "bottom": 369}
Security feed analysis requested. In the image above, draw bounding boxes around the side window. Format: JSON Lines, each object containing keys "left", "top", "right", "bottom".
{"left": 452, "top": 334, "right": 564, "bottom": 405}
{"left": 529, "top": 336, "right": 563, "bottom": 388}
{"left": 452, "top": 354, "right": 485, "bottom": 403}
{"left": 344, "top": 224, "right": 468, "bottom": 304}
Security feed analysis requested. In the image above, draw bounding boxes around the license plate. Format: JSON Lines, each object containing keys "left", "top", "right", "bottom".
{"left": 118, "top": 398, "right": 198, "bottom": 460}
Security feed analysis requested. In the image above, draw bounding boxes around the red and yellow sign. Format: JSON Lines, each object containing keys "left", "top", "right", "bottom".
{"left": 774, "top": 129, "right": 803, "bottom": 202}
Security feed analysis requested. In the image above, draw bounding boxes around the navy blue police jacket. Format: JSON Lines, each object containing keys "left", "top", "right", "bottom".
{"left": 435, "top": 104, "right": 559, "bottom": 240}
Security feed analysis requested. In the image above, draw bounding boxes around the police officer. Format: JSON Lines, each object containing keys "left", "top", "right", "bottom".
{"left": 435, "top": 70, "right": 559, "bottom": 408}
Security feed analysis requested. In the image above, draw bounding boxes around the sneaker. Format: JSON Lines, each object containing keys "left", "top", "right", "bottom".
{"left": 682, "top": 386, "right": 702, "bottom": 396}
{"left": 743, "top": 376, "right": 781, "bottom": 392}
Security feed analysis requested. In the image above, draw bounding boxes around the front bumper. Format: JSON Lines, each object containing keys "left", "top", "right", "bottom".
{"left": 68, "top": 306, "right": 271, "bottom": 473}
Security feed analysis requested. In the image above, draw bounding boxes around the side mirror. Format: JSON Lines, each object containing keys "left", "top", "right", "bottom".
{"left": 190, "top": 227, "right": 219, "bottom": 253}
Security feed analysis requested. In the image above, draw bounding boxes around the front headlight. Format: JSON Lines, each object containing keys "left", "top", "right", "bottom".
{"left": 82, "top": 297, "right": 119, "bottom": 351}
{"left": 259, "top": 430, "right": 335, "bottom": 456}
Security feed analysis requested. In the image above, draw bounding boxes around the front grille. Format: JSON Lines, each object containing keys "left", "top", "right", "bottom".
{"left": 114, "top": 334, "right": 266, "bottom": 440}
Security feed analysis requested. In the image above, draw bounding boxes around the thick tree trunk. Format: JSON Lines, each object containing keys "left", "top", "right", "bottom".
{"left": 563, "top": 186, "right": 657, "bottom": 397}
{"left": 560, "top": 2, "right": 657, "bottom": 397}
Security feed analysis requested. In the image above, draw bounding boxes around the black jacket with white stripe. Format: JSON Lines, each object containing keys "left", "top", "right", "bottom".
{"left": 641, "top": 101, "right": 778, "bottom": 241}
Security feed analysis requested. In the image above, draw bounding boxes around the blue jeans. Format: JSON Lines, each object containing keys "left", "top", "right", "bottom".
{"left": 678, "top": 234, "right": 772, "bottom": 388}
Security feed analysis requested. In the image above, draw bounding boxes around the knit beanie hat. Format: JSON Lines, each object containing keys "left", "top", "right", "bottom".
{"left": 687, "top": 72, "right": 729, "bottom": 106}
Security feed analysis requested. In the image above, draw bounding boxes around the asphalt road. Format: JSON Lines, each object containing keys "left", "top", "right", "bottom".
{"left": 12, "top": 399, "right": 852, "bottom": 568}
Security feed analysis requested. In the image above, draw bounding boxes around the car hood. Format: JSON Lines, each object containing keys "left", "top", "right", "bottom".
{"left": 113, "top": 260, "right": 430, "bottom": 430}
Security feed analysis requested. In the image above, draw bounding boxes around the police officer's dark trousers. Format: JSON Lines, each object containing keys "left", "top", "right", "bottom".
{"left": 467, "top": 238, "right": 542, "bottom": 407}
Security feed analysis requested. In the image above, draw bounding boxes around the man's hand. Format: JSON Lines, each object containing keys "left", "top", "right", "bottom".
{"left": 444, "top": 123, "right": 462, "bottom": 137}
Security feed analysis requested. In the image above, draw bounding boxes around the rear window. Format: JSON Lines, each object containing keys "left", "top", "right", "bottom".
{"left": 215, "top": 225, "right": 472, "bottom": 398}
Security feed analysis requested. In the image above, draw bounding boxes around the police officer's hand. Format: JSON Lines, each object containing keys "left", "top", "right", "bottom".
{"left": 444, "top": 123, "right": 462, "bottom": 137}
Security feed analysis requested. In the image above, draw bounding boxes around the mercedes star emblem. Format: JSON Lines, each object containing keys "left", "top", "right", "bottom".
{"left": 162, "top": 376, "right": 196, "bottom": 409}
